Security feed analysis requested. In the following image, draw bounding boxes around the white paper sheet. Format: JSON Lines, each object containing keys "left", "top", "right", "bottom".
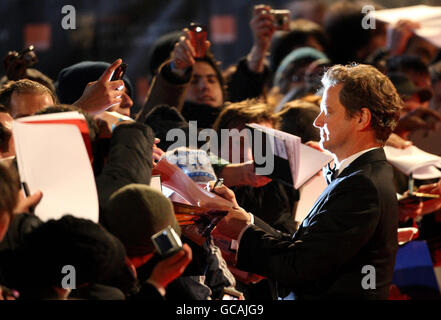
{"left": 384, "top": 145, "right": 441, "bottom": 179}
{"left": 372, "top": 5, "right": 441, "bottom": 47}
{"left": 295, "top": 172, "right": 328, "bottom": 224}
{"left": 246, "top": 123, "right": 332, "bottom": 189}
{"left": 13, "top": 120, "right": 98, "bottom": 222}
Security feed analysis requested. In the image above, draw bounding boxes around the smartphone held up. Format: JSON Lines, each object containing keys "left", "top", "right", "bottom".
{"left": 111, "top": 62, "right": 128, "bottom": 81}
{"left": 188, "top": 22, "right": 207, "bottom": 58}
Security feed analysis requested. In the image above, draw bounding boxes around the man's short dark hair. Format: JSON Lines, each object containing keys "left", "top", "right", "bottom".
{"left": 213, "top": 98, "right": 275, "bottom": 132}
{"left": 276, "top": 99, "right": 321, "bottom": 143}
{"left": 0, "top": 68, "right": 56, "bottom": 96}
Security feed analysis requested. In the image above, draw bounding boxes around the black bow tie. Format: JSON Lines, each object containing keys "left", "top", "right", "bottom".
{"left": 325, "top": 163, "right": 338, "bottom": 185}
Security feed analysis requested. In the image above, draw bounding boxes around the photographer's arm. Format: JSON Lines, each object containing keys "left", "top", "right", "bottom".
{"left": 246, "top": 4, "right": 275, "bottom": 73}
{"left": 226, "top": 5, "right": 274, "bottom": 102}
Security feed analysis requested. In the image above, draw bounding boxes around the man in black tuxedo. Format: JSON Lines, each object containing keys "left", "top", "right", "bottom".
{"left": 214, "top": 64, "right": 403, "bottom": 299}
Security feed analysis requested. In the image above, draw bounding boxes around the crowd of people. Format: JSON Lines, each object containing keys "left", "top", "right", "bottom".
{"left": 1, "top": 1, "right": 441, "bottom": 300}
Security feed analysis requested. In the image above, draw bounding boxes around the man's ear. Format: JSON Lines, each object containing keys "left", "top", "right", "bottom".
{"left": 357, "top": 107, "right": 372, "bottom": 131}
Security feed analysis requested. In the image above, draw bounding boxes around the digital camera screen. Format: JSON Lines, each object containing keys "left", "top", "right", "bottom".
{"left": 155, "top": 232, "right": 173, "bottom": 253}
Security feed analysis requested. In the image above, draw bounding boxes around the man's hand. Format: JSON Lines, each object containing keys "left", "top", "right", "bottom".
{"left": 240, "top": 161, "right": 272, "bottom": 187}
{"left": 153, "top": 138, "right": 164, "bottom": 166}
{"left": 219, "top": 161, "right": 272, "bottom": 188}
{"left": 387, "top": 19, "right": 420, "bottom": 56}
{"left": 417, "top": 180, "right": 441, "bottom": 215}
{"left": 14, "top": 190, "right": 43, "bottom": 214}
{"left": 247, "top": 5, "right": 276, "bottom": 73}
{"left": 210, "top": 183, "right": 252, "bottom": 239}
{"left": 148, "top": 243, "right": 192, "bottom": 289}
{"left": 209, "top": 181, "right": 240, "bottom": 207}
{"left": 418, "top": 180, "right": 441, "bottom": 194}
{"left": 74, "top": 59, "right": 125, "bottom": 114}
{"left": 215, "top": 206, "right": 252, "bottom": 240}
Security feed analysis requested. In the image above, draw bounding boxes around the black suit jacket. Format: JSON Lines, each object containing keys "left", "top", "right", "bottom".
{"left": 237, "top": 148, "right": 398, "bottom": 299}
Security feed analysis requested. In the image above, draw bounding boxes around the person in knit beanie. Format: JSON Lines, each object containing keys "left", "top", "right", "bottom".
{"left": 56, "top": 60, "right": 134, "bottom": 117}
{"left": 105, "top": 184, "right": 181, "bottom": 258}
{"left": 105, "top": 184, "right": 194, "bottom": 299}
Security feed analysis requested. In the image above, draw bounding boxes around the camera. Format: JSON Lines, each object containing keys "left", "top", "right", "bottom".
{"left": 15, "top": 45, "right": 38, "bottom": 68}
{"left": 188, "top": 22, "right": 207, "bottom": 58}
{"left": 271, "top": 9, "right": 290, "bottom": 31}
{"left": 151, "top": 225, "right": 183, "bottom": 257}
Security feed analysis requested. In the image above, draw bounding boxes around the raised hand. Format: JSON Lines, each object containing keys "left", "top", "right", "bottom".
{"left": 170, "top": 29, "right": 210, "bottom": 75}
{"left": 74, "top": 59, "right": 126, "bottom": 114}
{"left": 387, "top": 19, "right": 420, "bottom": 56}
{"left": 247, "top": 4, "right": 276, "bottom": 73}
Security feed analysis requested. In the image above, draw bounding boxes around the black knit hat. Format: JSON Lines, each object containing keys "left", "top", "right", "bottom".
{"left": 55, "top": 61, "right": 134, "bottom": 105}
{"left": 105, "top": 184, "right": 181, "bottom": 258}
{"left": 148, "top": 30, "right": 183, "bottom": 77}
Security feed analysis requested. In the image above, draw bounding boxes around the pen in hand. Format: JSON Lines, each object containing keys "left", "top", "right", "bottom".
{"left": 211, "top": 178, "right": 224, "bottom": 193}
